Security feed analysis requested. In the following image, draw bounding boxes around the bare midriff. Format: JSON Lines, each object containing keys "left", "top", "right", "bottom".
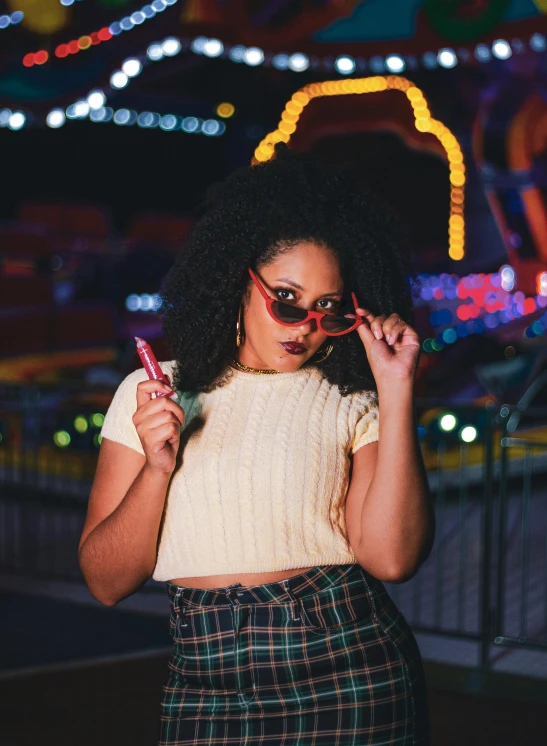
{"left": 168, "top": 567, "right": 317, "bottom": 589}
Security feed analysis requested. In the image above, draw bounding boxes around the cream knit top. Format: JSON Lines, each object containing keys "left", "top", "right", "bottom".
{"left": 100, "top": 360, "right": 379, "bottom": 581}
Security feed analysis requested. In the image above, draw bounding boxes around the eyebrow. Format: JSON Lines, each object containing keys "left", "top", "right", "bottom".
{"left": 275, "top": 277, "right": 343, "bottom": 297}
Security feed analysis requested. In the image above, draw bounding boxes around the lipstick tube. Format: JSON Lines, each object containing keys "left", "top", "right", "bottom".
{"left": 135, "top": 336, "right": 171, "bottom": 398}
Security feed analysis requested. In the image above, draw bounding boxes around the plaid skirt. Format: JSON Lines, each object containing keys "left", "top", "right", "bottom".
{"left": 159, "top": 563, "right": 430, "bottom": 745}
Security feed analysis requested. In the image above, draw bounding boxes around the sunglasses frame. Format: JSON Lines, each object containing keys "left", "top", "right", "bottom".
{"left": 247, "top": 267, "right": 364, "bottom": 337}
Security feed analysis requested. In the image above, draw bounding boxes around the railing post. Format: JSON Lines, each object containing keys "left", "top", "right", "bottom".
{"left": 479, "top": 403, "right": 496, "bottom": 670}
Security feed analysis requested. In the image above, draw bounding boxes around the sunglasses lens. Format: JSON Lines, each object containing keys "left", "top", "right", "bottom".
{"left": 271, "top": 301, "right": 356, "bottom": 334}
{"left": 321, "top": 315, "right": 356, "bottom": 334}
{"left": 271, "top": 300, "right": 309, "bottom": 324}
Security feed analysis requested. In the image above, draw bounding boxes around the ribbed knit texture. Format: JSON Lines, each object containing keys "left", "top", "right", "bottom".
{"left": 100, "top": 360, "right": 379, "bottom": 581}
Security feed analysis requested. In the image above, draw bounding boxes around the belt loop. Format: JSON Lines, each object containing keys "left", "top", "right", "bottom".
{"left": 174, "top": 588, "right": 187, "bottom": 628}
{"left": 280, "top": 579, "right": 301, "bottom": 622}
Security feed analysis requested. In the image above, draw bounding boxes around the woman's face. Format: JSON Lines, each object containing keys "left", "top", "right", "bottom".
{"left": 238, "top": 241, "right": 344, "bottom": 372}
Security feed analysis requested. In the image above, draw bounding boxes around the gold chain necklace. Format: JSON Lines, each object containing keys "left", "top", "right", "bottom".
{"left": 230, "top": 357, "right": 280, "bottom": 375}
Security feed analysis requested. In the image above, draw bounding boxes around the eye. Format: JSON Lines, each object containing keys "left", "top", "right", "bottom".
{"left": 275, "top": 288, "right": 295, "bottom": 302}
{"left": 275, "top": 288, "right": 341, "bottom": 312}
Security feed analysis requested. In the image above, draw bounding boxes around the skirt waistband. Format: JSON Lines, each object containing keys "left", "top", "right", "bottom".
{"left": 166, "top": 564, "right": 368, "bottom": 609}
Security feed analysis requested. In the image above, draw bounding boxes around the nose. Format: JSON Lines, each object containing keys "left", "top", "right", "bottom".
{"left": 293, "top": 315, "right": 318, "bottom": 334}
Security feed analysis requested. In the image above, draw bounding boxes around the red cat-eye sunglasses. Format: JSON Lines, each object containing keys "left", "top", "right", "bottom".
{"left": 248, "top": 267, "right": 364, "bottom": 337}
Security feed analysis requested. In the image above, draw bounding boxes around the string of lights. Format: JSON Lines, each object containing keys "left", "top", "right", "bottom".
{"left": 180, "top": 32, "right": 547, "bottom": 75}
{"left": 0, "top": 10, "right": 23, "bottom": 29}
{"left": 418, "top": 265, "right": 547, "bottom": 352}
{"left": 22, "top": 0, "right": 178, "bottom": 66}
{"left": 253, "top": 75, "right": 466, "bottom": 261}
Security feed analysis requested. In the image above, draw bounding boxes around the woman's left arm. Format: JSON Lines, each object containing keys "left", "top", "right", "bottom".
{"left": 346, "top": 305, "right": 435, "bottom": 583}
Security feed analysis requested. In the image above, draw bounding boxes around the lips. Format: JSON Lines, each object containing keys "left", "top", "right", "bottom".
{"left": 281, "top": 342, "right": 307, "bottom": 354}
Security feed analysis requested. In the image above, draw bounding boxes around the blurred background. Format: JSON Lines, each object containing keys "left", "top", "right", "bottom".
{"left": 1, "top": 1, "right": 547, "bottom": 744}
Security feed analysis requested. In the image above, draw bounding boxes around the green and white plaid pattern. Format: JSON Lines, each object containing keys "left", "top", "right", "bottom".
{"left": 159, "top": 564, "right": 430, "bottom": 745}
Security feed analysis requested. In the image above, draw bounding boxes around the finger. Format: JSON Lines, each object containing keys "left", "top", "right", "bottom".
{"left": 136, "top": 378, "right": 174, "bottom": 408}
{"left": 145, "top": 422, "right": 181, "bottom": 451}
{"left": 384, "top": 319, "right": 406, "bottom": 345}
{"left": 369, "top": 315, "right": 387, "bottom": 340}
{"left": 138, "top": 410, "right": 183, "bottom": 431}
{"left": 134, "top": 397, "right": 185, "bottom": 427}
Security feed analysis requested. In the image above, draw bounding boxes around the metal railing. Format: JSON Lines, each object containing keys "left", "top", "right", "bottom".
{"left": 1, "top": 382, "right": 547, "bottom": 667}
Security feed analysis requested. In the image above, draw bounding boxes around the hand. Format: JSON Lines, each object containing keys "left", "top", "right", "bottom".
{"left": 346, "top": 308, "right": 421, "bottom": 385}
{"left": 132, "top": 375, "right": 186, "bottom": 475}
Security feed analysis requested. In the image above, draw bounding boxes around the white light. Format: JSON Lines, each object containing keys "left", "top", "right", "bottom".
{"left": 244, "top": 47, "right": 264, "bottom": 66}
{"left": 87, "top": 90, "right": 106, "bottom": 110}
{"left": 288, "top": 53, "right": 309, "bottom": 72}
{"left": 229, "top": 45, "right": 246, "bottom": 62}
{"left": 475, "top": 44, "right": 491, "bottom": 62}
{"left": 0, "top": 109, "right": 11, "bottom": 127}
{"left": 138, "top": 111, "right": 160, "bottom": 128}
{"left": 202, "top": 119, "right": 220, "bottom": 136}
{"left": 89, "top": 107, "right": 108, "bottom": 122}
{"left": 422, "top": 51, "right": 438, "bottom": 69}
{"left": 385, "top": 54, "right": 405, "bottom": 73}
{"left": 492, "top": 39, "right": 511, "bottom": 60}
{"left": 272, "top": 53, "right": 289, "bottom": 70}
{"left": 439, "top": 414, "right": 457, "bottom": 432}
{"left": 530, "top": 33, "right": 546, "bottom": 52}
{"left": 500, "top": 265, "right": 516, "bottom": 292}
{"left": 110, "top": 71, "right": 129, "bottom": 89}
{"left": 147, "top": 43, "right": 163, "bottom": 61}
{"left": 334, "top": 55, "right": 355, "bottom": 74}
{"left": 162, "top": 37, "right": 181, "bottom": 56}
{"left": 141, "top": 294, "right": 154, "bottom": 311}
{"left": 203, "top": 38, "right": 223, "bottom": 57}
{"left": 190, "top": 36, "right": 207, "bottom": 54}
{"left": 74, "top": 100, "right": 90, "bottom": 118}
{"left": 369, "top": 56, "right": 385, "bottom": 72}
{"left": 160, "top": 114, "right": 178, "bottom": 130}
{"left": 120, "top": 17, "right": 134, "bottom": 31}
{"left": 460, "top": 426, "right": 478, "bottom": 443}
{"left": 182, "top": 116, "right": 199, "bottom": 132}
{"left": 47, "top": 109, "right": 66, "bottom": 128}
{"left": 114, "top": 109, "right": 131, "bottom": 125}
{"left": 130, "top": 11, "right": 145, "bottom": 25}
{"left": 438, "top": 48, "right": 457, "bottom": 68}
{"left": 122, "top": 58, "right": 142, "bottom": 77}
{"left": 126, "top": 294, "right": 140, "bottom": 311}
{"left": 8, "top": 111, "right": 25, "bottom": 130}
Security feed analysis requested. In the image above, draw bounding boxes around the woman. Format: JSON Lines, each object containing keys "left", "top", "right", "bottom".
{"left": 79, "top": 142, "right": 434, "bottom": 744}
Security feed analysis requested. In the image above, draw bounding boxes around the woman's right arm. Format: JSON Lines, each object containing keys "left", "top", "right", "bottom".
{"left": 78, "top": 377, "right": 185, "bottom": 606}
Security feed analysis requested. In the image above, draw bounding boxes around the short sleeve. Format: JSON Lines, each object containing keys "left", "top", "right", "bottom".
{"left": 349, "top": 390, "right": 379, "bottom": 454}
{"left": 100, "top": 360, "right": 175, "bottom": 456}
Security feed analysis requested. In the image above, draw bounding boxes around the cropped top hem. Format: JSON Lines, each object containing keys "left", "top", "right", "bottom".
{"left": 152, "top": 549, "right": 358, "bottom": 582}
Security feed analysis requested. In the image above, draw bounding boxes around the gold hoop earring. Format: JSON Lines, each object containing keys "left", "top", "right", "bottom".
{"left": 314, "top": 343, "right": 334, "bottom": 363}
{"left": 236, "top": 304, "right": 245, "bottom": 347}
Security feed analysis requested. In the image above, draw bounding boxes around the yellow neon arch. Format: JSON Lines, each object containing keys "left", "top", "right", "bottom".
{"left": 252, "top": 75, "right": 466, "bottom": 261}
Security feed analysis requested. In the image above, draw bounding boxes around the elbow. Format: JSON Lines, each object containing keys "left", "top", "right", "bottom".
{"left": 78, "top": 555, "right": 120, "bottom": 607}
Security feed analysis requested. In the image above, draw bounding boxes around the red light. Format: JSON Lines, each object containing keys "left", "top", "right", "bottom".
{"left": 524, "top": 297, "right": 537, "bottom": 314}
{"left": 97, "top": 27, "right": 112, "bottom": 41}
{"left": 56, "top": 45, "right": 69, "bottom": 58}
{"left": 23, "top": 53, "right": 35, "bottom": 67}
{"left": 68, "top": 40, "right": 80, "bottom": 54}
{"left": 35, "top": 51, "right": 48, "bottom": 65}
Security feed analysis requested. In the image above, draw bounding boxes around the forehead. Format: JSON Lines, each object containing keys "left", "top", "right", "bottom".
{"left": 262, "top": 242, "right": 342, "bottom": 286}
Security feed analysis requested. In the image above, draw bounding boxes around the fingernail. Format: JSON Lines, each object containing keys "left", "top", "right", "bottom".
{"left": 387, "top": 335, "right": 394, "bottom": 345}
{"left": 374, "top": 330, "right": 382, "bottom": 340}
